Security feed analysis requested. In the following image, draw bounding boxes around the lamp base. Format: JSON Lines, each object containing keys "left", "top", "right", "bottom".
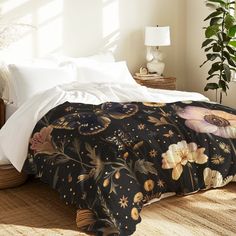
{"left": 147, "top": 60, "right": 165, "bottom": 76}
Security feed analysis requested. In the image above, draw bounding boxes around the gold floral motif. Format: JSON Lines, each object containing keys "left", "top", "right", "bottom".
{"left": 157, "top": 179, "right": 165, "bottom": 188}
{"left": 138, "top": 123, "right": 145, "bottom": 130}
{"left": 163, "top": 130, "right": 174, "bottom": 138}
{"left": 162, "top": 140, "right": 208, "bottom": 180}
{"left": 131, "top": 207, "right": 139, "bottom": 221}
{"left": 211, "top": 155, "right": 225, "bottom": 165}
{"left": 133, "top": 192, "right": 143, "bottom": 203}
{"left": 115, "top": 171, "right": 121, "bottom": 179}
{"left": 103, "top": 178, "right": 110, "bottom": 188}
{"left": 148, "top": 116, "right": 168, "bottom": 126}
{"left": 203, "top": 168, "right": 224, "bottom": 189}
{"left": 149, "top": 149, "right": 158, "bottom": 158}
{"left": 219, "top": 142, "right": 231, "bottom": 153}
{"left": 143, "top": 102, "right": 166, "bottom": 107}
{"left": 119, "top": 195, "right": 129, "bottom": 208}
{"left": 123, "top": 152, "right": 129, "bottom": 159}
{"left": 68, "top": 174, "right": 73, "bottom": 183}
{"left": 144, "top": 179, "right": 155, "bottom": 192}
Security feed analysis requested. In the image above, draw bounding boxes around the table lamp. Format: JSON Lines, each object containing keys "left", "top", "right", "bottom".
{"left": 145, "top": 26, "right": 171, "bottom": 76}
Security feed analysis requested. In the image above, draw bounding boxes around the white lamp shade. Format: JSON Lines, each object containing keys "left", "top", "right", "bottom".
{"left": 145, "top": 26, "right": 171, "bottom": 46}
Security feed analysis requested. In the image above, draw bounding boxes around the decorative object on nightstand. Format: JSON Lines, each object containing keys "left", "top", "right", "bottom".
{"left": 145, "top": 26, "right": 171, "bottom": 76}
{"left": 0, "top": 98, "right": 27, "bottom": 189}
{"left": 134, "top": 74, "right": 176, "bottom": 90}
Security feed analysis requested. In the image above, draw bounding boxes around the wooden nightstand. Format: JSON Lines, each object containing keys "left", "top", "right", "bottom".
{"left": 133, "top": 74, "right": 176, "bottom": 90}
{"left": 0, "top": 98, "right": 27, "bottom": 189}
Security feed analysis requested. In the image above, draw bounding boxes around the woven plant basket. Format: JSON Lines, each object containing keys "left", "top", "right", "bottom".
{"left": 0, "top": 165, "right": 27, "bottom": 189}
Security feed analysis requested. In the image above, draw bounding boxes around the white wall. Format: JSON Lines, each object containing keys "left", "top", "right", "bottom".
{"left": 0, "top": 0, "right": 186, "bottom": 89}
{"left": 186, "top": 0, "right": 236, "bottom": 108}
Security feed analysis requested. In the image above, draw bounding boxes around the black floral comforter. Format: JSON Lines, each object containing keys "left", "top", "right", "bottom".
{"left": 23, "top": 101, "right": 236, "bottom": 236}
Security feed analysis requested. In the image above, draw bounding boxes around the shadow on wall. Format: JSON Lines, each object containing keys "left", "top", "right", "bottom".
{"left": 0, "top": 0, "right": 124, "bottom": 60}
{"left": 0, "top": 0, "right": 182, "bottom": 77}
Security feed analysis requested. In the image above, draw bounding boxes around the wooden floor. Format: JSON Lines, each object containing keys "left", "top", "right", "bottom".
{"left": 0, "top": 179, "right": 235, "bottom": 236}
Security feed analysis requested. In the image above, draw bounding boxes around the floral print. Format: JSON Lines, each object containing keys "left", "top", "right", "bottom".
{"left": 177, "top": 106, "right": 236, "bottom": 138}
{"left": 23, "top": 101, "right": 236, "bottom": 236}
{"left": 30, "top": 126, "right": 56, "bottom": 154}
{"left": 119, "top": 195, "right": 129, "bottom": 208}
{"left": 149, "top": 149, "right": 158, "bottom": 158}
{"left": 203, "top": 168, "right": 227, "bottom": 189}
{"left": 162, "top": 140, "right": 208, "bottom": 180}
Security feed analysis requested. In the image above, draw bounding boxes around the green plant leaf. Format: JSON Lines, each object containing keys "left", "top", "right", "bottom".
{"left": 213, "top": 43, "right": 221, "bottom": 52}
{"left": 200, "top": 60, "right": 208, "bottom": 67}
{"left": 204, "top": 10, "right": 223, "bottom": 21}
{"left": 218, "top": 32, "right": 231, "bottom": 45}
{"left": 202, "top": 38, "right": 215, "bottom": 47}
{"left": 207, "top": 74, "right": 219, "bottom": 80}
{"left": 205, "top": 46, "right": 213, "bottom": 52}
{"left": 223, "top": 63, "right": 231, "bottom": 81}
{"left": 210, "top": 17, "right": 223, "bottom": 25}
{"left": 205, "top": 25, "right": 220, "bottom": 38}
{"left": 219, "top": 80, "right": 227, "bottom": 92}
{"left": 232, "top": 56, "right": 236, "bottom": 61}
{"left": 208, "top": 62, "right": 221, "bottom": 74}
{"left": 207, "top": 53, "right": 220, "bottom": 60}
{"left": 228, "top": 25, "right": 236, "bottom": 37}
{"left": 225, "top": 14, "right": 235, "bottom": 29}
{"left": 229, "top": 40, "right": 236, "bottom": 47}
{"left": 227, "top": 57, "right": 236, "bottom": 66}
{"left": 204, "top": 83, "right": 219, "bottom": 91}
{"left": 223, "top": 50, "right": 231, "bottom": 60}
{"left": 226, "top": 45, "right": 236, "bottom": 55}
{"left": 207, "top": 0, "right": 226, "bottom": 5}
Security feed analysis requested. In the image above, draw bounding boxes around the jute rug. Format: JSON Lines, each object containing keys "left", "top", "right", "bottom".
{"left": 0, "top": 179, "right": 235, "bottom": 236}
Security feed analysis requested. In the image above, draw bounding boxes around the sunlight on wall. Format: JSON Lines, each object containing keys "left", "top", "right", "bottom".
{"left": 102, "top": 0, "right": 120, "bottom": 52}
{"left": 0, "top": 13, "right": 34, "bottom": 60}
{"left": 37, "top": 0, "right": 63, "bottom": 56}
{"left": 102, "top": 0, "right": 119, "bottom": 38}
{"left": 0, "top": 0, "right": 122, "bottom": 59}
{"left": 0, "top": 0, "right": 63, "bottom": 59}
{"left": 0, "top": 0, "right": 29, "bottom": 15}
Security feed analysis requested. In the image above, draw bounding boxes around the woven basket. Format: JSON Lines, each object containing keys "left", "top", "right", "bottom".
{"left": 0, "top": 165, "right": 27, "bottom": 189}
{"left": 134, "top": 76, "right": 176, "bottom": 90}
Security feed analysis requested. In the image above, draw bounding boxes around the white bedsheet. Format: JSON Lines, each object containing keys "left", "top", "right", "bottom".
{"left": 0, "top": 82, "right": 209, "bottom": 171}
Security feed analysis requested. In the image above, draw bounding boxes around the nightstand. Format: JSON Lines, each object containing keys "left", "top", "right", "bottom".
{"left": 133, "top": 74, "right": 176, "bottom": 90}
{"left": 0, "top": 98, "right": 27, "bottom": 189}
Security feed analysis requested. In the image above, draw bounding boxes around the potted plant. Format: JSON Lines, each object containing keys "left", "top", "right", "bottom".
{"left": 201, "top": 0, "right": 236, "bottom": 104}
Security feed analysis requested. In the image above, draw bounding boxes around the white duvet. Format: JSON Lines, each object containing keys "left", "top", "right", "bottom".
{"left": 0, "top": 82, "right": 209, "bottom": 171}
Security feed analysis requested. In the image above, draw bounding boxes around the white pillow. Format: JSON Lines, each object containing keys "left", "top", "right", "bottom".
{"left": 0, "top": 58, "right": 59, "bottom": 103}
{"left": 8, "top": 64, "right": 76, "bottom": 107}
{"left": 74, "top": 61, "right": 136, "bottom": 85}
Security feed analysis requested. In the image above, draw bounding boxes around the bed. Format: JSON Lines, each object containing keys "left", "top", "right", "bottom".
{"left": 0, "top": 55, "right": 235, "bottom": 236}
